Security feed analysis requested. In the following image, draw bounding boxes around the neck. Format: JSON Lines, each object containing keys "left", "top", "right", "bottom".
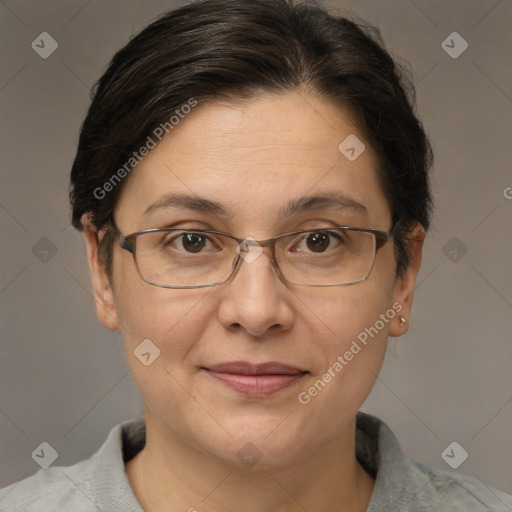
{"left": 125, "top": 414, "right": 374, "bottom": 512}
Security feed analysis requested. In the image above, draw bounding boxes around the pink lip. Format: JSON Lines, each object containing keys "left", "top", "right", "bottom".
{"left": 203, "top": 361, "right": 308, "bottom": 397}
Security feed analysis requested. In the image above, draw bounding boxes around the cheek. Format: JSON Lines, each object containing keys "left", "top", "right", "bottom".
{"left": 113, "top": 270, "right": 215, "bottom": 368}
{"left": 295, "top": 259, "right": 397, "bottom": 404}
{"left": 301, "top": 268, "right": 395, "bottom": 353}
{"left": 114, "top": 283, "right": 217, "bottom": 418}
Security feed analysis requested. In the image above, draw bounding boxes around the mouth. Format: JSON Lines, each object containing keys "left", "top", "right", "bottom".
{"left": 202, "top": 361, "right": 308, "bottom": 397}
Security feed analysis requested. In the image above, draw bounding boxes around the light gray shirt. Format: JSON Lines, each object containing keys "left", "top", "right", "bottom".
{"left": 1, "top": 411, "right": 511, "bottom": 511}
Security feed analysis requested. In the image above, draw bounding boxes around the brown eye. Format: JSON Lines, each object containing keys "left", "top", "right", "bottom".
{"left": 300, "top": 231, "right": 343, "bottom": 253}
{"left": 306, "top": 232, "right": 331, "bottom": 252}
{"left": 181, "top": 233, "right": 207, "bottom": 253}
{"left": 163, "top": 232, "right": 210, "bottom": 253}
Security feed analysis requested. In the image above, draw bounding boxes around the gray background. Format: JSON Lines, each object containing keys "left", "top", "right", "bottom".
{"left": 1, "top": 0, "right": 511, "bottom": 498}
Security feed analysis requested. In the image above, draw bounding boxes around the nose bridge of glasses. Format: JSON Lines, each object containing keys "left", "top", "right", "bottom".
{"left": 234, "top": 236, "right": 277, "bottom": 266}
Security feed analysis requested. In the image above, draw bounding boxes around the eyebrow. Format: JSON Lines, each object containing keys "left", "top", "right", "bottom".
{"left": 142, "top": 191, "right": 368, "bottom": 219}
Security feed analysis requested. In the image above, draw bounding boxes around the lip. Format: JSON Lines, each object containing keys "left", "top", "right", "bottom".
{"left": 203, "top": 361, "right": 308, "bottom": 397}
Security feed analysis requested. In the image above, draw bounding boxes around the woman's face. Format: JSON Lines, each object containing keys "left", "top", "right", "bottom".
{"left": 85, "top": 89, "right": 421, "bottom": 468}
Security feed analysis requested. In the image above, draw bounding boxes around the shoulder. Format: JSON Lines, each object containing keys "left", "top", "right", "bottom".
{"left": 356, "top": 411, "right": 512, "bottom": 512}
{"left": 0, "top": 418, "right": 145, "bottom": 512}
{"left": 405, "top": 459, "right": 512, "bottom": 511}
{"left": 0, "top": 460, "right": 96, "bottom": 512}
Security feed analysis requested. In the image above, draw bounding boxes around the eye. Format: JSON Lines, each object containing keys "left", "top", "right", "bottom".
{"left": 164, "top": 232, "right": 213, "bottom": 253}
{"left": 292, "top": 231, "right": 344, "bottom": 253}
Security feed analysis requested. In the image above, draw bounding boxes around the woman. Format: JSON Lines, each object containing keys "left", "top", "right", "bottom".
{"left": 1, "top": 0, "right": 511, "bottom": 510}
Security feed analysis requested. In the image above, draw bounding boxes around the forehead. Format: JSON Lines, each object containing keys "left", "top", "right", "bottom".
{"left": 115, "top": 90, "right": 391, "bottom": 232}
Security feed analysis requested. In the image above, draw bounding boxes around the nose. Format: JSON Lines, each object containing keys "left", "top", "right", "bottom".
{"left": 216, "top": 245, "right": 294, "bottom": 337}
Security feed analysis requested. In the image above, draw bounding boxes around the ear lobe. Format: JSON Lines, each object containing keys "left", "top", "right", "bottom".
{"left": 389, "top": 222, "right": 425, "bottom": 337}
{"left": 81, "top": 213, "right": 119, "bottom": 331}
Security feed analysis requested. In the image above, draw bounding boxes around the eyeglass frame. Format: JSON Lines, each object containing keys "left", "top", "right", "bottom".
{"left": 106, "top": 222, "right": 397, "bottom": 289}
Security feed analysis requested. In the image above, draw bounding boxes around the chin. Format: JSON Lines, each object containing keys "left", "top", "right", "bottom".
{"left": 214, "top": 441, "right": 301, "bottom": 471}
{"left": 201, "top": 421, "right": 308, "bottom": 470}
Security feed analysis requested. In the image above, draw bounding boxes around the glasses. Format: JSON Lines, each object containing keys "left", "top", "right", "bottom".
{"left": 108, "top": 224, "right": 394, "bottom": 289}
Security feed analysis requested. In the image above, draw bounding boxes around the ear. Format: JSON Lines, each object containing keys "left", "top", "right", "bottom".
{"left": 389, "top": 222, "right": 425, "bottom": 337}
{"left": 81, "top": 213, "right": 119, "bottom": 330}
